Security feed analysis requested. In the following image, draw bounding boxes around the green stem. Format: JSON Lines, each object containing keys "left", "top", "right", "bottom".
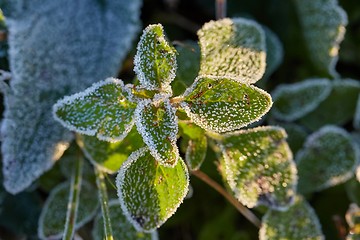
{"left": 95, "top": 168, "right": 114, "bottom": 240}
{"left": 191, "top": 170, "right": 261, "bottom": 228}
{"left": 63, "top": 152, "right": 83, "bottom": 240}
{"left": 215, "top": 0, "right": 227, "bottom": 19}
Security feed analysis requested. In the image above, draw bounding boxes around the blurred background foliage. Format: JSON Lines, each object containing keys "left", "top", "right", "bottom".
{"left": 0, "top": 0, "right": 359, "bottom": 239}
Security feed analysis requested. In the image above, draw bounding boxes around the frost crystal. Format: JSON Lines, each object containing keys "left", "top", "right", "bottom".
{"left": 296, "top": 125, "right": 359, "bottom": 194}
{"left": 220, "top": 126, "right": 297, "bottom": 210}
{"left": 134, "top": 99, "right": 179, "bottom": 167}
{"left": 294, "top": 0, "right": 347, "bottom": 77}
{"left": 271, "top": 78, "right": 332, "bottom": 121}
{"left": 197, "top": 18, "right": 266, "bottom": 84}
{"left": 134, "top": 24, "right": 177, "bottom": 91}
{"left": 259, "top": 196, "right": 324, "bottom": 240}
{"left": 116, "top": 148, "right": 189, "bottom": 232}
{"left": 180, "top": 76, "right": 272, "bottom": 133}
{"left": 1, "top": 0, "right": 141, "bottom": 194}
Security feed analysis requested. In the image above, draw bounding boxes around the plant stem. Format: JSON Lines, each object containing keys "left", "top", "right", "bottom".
{"left": 95, "top": 168, "right": 114, "bottom": 240}
{"left": 63, "top": 152, "right": 83, "bottom": 240}
{"left": 191, "top": 170, "right": 261, "bottom": 228}
{"left": 215, "top": 0, "right": 227, "bottom": 20}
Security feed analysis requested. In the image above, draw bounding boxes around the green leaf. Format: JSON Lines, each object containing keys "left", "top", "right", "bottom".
{"left": 296, "top": 125, "right": 359, "bottom": 194}
{"left": 219, "top": 126, "right": 297, "bottom": 209}
{"left": 116, "top": 148, "right": 189, "bottom": 232}
{"left": 38, "top": 181, "right": 99, "bottom": 239}
{"left": 294, "top": 0, "right": 347, "bottom": 77}
{"left": 271, "top": 78, "right": 332, "bottom": 121}
{"left": 354, "top": 94, "right": 360, "bottom": 130}
{"left": 135, "top": 99, "right": 179, "bottom": 167}
{"left": 197, "top": 18, "right": 266, "bottom": 83}
{"left": 92, "top": 200, "right": 158, "bottom": 240}
{"left": 171, "top": 41, "right": 200, "bottom": 96}
{"left": 53, "top": 78, "right": 136, "bottom": 142}
{"left": 278, "top": 122, "right": 308, "bottom": 155}
{"left": 345, "top": 178, "right": 360, "bottom": 207}
{"left": 299, "top": 80, "right": 360, "bottom": 130}
{"left": 179, "top": 121, "right": 207, "bottom": 171}
{"left": 259, "top": 196, "right": 324, "bottom": 240}
{"left": 77, "top": 127, "right": 144, "bottom": 173}
{"left": 134, "top": 24, "right": 177, "bottom": 91}
{"left": 180, "top": 76, "right": 272, "bottom": 133}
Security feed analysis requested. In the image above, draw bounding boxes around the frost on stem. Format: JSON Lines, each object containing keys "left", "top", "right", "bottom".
{"left": 219, "top": 126, "right": 297, "bottom": 210}
{"left": 1, "top": 0, "right": 141, "bottom": 194}
{"left": 197, "top": 18, "right": 266, "bottom": 84}
{"left": 294, "top": 0, "right": 347, "bottom": 77}
{"left": 116, "top": 148, "right": 189, "bottom": 232}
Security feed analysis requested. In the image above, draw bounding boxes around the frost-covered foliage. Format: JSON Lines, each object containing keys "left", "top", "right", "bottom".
{"left": 0, "top": 0, "right": 141, "bottom": 194}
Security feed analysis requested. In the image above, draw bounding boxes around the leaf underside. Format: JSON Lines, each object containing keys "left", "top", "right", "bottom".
{"left": 116, "top": 148, "right": 189, "bottom": 232}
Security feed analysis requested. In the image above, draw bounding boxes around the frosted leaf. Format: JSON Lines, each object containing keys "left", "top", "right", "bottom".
{"left": 180, "top": 76, "right": 272, "bottom": 133}
{"left": 171, "top": 41, "right": 200, "bottom": 96}
{"left": 134, "top": 99, "right": 179, "bottom": 167}
{"left": 77, "top": 127, "right": 144, "bottom": 174}
{"left": 116, "top": 148, "right": 189, "bottom": 232}
{"left": 134, "top": 24, "right": 177, "bottom": 91}
{"left": 353, "top": 95, "right": 360, "bottom": 130}
{"left": 259, "top": 196, "right": 324, "bottom": 240}
{"left": 260, "top": 26, "right": 284, "bottom": 82}
{"left": 296, "top": 125, "right": 359, "bottom": 194}
{"left": 92, "top": 199, "right": 158, "bottom": 240}
{"left": 294, "top": 0, "right": 347, "bottom": 77}
{"left": 220, "top": 126, "right": 297, "bottom": 210}
{"left": 179, "top": 121, "right": 207, "bottom": 171}
{"left": 1, "top": 0, "right": 141, "bottom": 194}
{"left": 54, "top": 78, "right": 136, "bottom": 142}
{"left": 38, "top": 181, "right": 99, "bottom": 239}
{"left": 271, "top": 79, "right": 332, "bottom": 121}
{"left": 299, "top": 79, "right": 360, "bottom": 130}
{"left": 198, "top": 18, "right": 266, "bottom": 84}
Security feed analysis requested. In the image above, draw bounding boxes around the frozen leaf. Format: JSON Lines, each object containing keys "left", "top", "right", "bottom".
{"left": 296, "top": 126, "right": 359, "bottom": 194}
{"left": 116, "top": 148, "right": 189, "bottom": 232}
{"left": 92, "top": 200, "right": 158, "bottom": 240}
{"left": 38, "top": 181, "right": 99, "bottom": 239}
{"left": 220, "top": 126, "right": 297, "bottom": 210}
{"left": 54, "top": 78, "right": 136, "bottom": 142}
{"left": 271, "top": 79, "right": 332, "bottom": 121}
{"left": 299, "top": 79, "right": 360, "bottom": 130}
{"left": 294, "top": 0, "right": 347, "bottom": 77}
{"left": 171, "top": 41, "right": 200, "bottom": 96}
{"left": 259, "top": 196, "right": 324, "bottom": 240}
{"left": 198, "top": 18, "right": 266, "bottom": 84}
{"left": 135, "top": 99, "right": 179, "bottom": 167}
{"left": 1, "top": 0, "right": 141, "bottom": 194}
{"left": 77, "top": 128, "right": 144, "bottom": 174}
{"left": 179, "top": 121, "right": 207, "bottom": 171}
{"left": 354, "top": 95, "right": 360, "bottom": 130}
{"left": 134, "top": 24, "right": 177, "bottom": 91}
{"left": 180, "top": 76, "right": 272, "bottom": 133}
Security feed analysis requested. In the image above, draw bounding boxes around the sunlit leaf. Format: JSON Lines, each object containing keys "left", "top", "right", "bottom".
{"left": 271, "top": 79, "right": 332, "bottom": 121}
{"left": 38, "top": 181, "right": 99, "bottom": 239}
{"left": 77, "top": 127, "right": 144, "bottom": 173}
{"left": 1, "top": 0, "right": 141, "bottom": 194}
{"left": 134, "top": 24, "right": 177, "bottom": 91}
{"left": 179, "top": 121, "right": 207, "bottom": 171}
{"left": 135, "top": 99, "right": 179, "bottom": 166}
{"left": 180, "top": 76, "right": 272, "bottom": 133}
{"left": 220, "top": 126, "right": 297, "bottom": 209}
{"left": 299, "top": 79, "right": 360, "bottom": 130}
{"left": 294, "top": 0, "right": 347, "bottom": 77}
{"left": 92, "top": 200, "right": 158, "bottom": 240}
{"left": 171, "top": 41, "right": 200, "bottom": 96}
{"left": 346, "top": 204, "right": 360, "bottom": 239}
{"left": 116, "top": 148, "right": 189, "bottom": 232}
{"left": 198, "top": 18, "right": 266, "bottom": 83}
{"left": 53, "top": 78, "right": 136, "bottom": 142}
{"left": 296, "top": 125, "right": 359, "bottom": 194}
{"left": 259, "top": 196, "right": 324, "bottom": 240}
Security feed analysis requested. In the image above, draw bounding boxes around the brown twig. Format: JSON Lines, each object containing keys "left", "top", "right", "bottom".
{"left": 191, "top": 170, "right": 261, "bottom": 228}
{"left": 216, "top": 0, "right": 227, "bottom": 20}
